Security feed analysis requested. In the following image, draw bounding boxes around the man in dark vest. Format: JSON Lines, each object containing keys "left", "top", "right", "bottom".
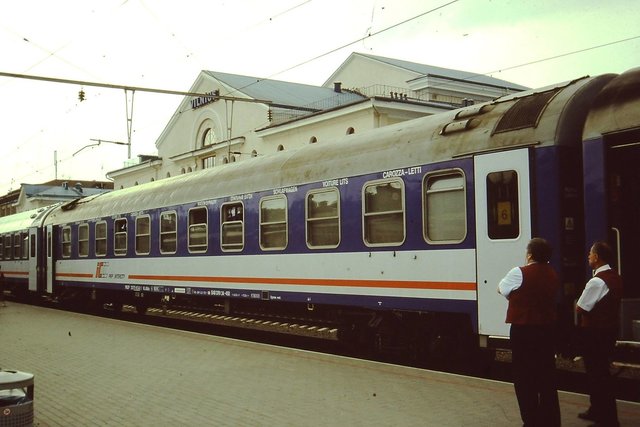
{"left": 498, "top": 237, "right": 561, "bottom": 427}
{"left": 576, "top": 241, "right": 623, "bottom": 427}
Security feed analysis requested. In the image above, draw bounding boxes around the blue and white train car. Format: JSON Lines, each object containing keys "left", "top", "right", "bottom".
{"left": 2, "top": 68, "right": 639, "bottom": 358}
{"left": 0, "top": 205, "right": 57, "bottom": 296}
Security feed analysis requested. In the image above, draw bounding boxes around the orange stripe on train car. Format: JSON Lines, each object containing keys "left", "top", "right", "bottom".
{"left": 127, "top": 274, "right": 477, "bottom": 291}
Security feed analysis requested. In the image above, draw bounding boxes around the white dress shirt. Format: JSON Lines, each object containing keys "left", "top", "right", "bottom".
{"left": 576, "top": 264, "right": 612, "bottom": 312}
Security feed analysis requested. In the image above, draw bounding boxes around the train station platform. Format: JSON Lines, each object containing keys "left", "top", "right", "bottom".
{"left": 1, "top": 302, "right": 639, "bottom": 426}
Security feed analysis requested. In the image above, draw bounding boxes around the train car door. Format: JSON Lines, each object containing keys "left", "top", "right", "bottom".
{"left": 475, "top": 148, "right": 532, "bottom": 338}
{"left": 584, "top": 131, "right": 640, "bottom": 338}
{"left": 46, "top": 224, "right": 54, "bottom": 294}
{"left": 28, "top": 228, "right": 38, "bottom": 292}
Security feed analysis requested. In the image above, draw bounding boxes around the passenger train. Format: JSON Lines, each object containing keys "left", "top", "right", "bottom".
{"left": 2, "top": 67, "right": 639, "bottom": 362}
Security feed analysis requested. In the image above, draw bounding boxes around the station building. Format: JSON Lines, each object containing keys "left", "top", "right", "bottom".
{"left": 0, "top": 180, "right": 113, "bottom": 216}
{"left": 106, "top": 52, "right": 528, "bottom": 189}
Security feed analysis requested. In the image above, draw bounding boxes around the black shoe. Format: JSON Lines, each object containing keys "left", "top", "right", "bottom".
{"left": 578, "top": 411, "right": 597, "bottom": 421}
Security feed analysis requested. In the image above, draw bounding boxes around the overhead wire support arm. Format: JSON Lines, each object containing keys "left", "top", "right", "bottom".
{"left": 0, "top": 71, "right": 273, "bottom": 104}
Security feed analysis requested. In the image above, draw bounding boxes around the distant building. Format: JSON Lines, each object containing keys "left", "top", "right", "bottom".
{"left": 0, "top": 179, "right": 113, "bottom": 216}
{"left": 106, "top": 52, "right": 528, "bottom": 189}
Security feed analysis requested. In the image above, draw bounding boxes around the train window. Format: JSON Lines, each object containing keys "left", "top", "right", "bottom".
{"left": 160, "top": 211, "right": 177, "bottom": 254}
{"left": 306, "top": 188, "right": 340, "bottom": 248}
{"left": 78, "top": 224, "right": 89, "bottom": 257}
{"left": 221, "top": 202, "right": 244, "bottom": 252}
{"left": 363, "top": 179, "right": 405, "bottom": 246}
{"left": 114, "top": 218, "right": 128, "bottom": 256}
{"left": 95, "top": 221, "right": 107, "bottom": 256}
{"left": 188, "top": 207, "right": 208, "bottom": 253}
{"left": 62, "top": 227, "right": 71, "bottom": 258}
{"left": 423, "top": 171, "right": 466, "bottom": 243}
{"left": 0, "top": 237, "right": 3, "bottom": 260}
{"left": 4, "top": 235, "right": 11, "bottom": 259}
{"left": 136, "top": 216, "right": 151, "bottom": 255}
{"left": 13, "top": 233, "right": 21, "bottom": 259}
{"left": 3, "top": 235, "right": 11, "bottom": 259}
{"left": 260, "top": 195, "right": 287, "bottom": 250}
{"left": 21, "top": 233, "right": 28, "bottom": 259}
{"left": 30, "top": 235, "right": 36, "bottom": 258}
{"left": 486, "top": 170, "right": 520, "bottom": 239}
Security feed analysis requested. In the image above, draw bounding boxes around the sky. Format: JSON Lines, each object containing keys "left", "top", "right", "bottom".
{"left": 1, "top": 0, "right": 638, "bottom": 195}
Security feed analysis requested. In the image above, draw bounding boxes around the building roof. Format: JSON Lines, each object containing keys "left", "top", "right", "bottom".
{"left": 324, "top": 52, "right": 529, "bottom": 91}
{"left": 203, "top": 70, "right": 366, "bottom": 111}
{"left": 23, "top": 183, "right": 111, "bottom": 200}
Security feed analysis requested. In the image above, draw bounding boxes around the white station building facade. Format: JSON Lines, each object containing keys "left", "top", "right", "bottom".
{"left": 107, "top": 53, "right": 527, "bottom": 189}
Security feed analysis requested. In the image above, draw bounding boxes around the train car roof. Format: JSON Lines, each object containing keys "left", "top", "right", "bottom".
{"left": 44, "top": 73, "right": 616, "bottom": 224}
{"left": 583, "top": 67, "right": 640, "bottom": 140}
{"left": 0, "top": 204, "right": 58, "bottom": 234}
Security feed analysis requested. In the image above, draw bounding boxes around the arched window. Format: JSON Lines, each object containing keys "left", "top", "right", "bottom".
{"left": 346, "top": 127, "right": 355, "bottom": 135}
{"left": 181, "top": 168, "right": 186, "bottom": 174}
{"left": 202, "top": 128, "right": 215, "bottom": 147}
{"left": 277, "top": 144, "right": 284, "bottom": 152}
{"left": 309, "top": 136, "right": 318, "bottom": 144}
{"left": 251, "top": 150, "right": 258, "bottom": 157}
{"left": 187, "top": 166, "right": 193, "bottom": 173}
{"left": 151, "top": 178, "right": 155, "bottom": 182}
{"left": 223, "top": 157, "right": 229, "bottom": 164}
{"left": 166, "top": 172, "right": 171, "bottom": 178}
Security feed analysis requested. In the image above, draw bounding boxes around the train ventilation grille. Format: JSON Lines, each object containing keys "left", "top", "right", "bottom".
{"left": 494, "top": 89, "right": 559, "bottom": 134}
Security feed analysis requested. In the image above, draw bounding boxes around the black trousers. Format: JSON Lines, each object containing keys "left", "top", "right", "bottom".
{"left": 582, "top": 326, "right": 619, "bottom": 426}
{"left": 510, "top": 324, "right": 561, "bottom": 427}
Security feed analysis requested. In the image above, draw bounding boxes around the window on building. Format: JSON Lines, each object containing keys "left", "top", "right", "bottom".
{"left": 487, "top": 170, "right": 520, "bottom": 239}
{"left": 114, "top": 218, "right": 128, "bottom": 256}
{"left": 188, "top": 207, "right": 208, "bottom": 253}
{"left": 202, "top": 128, "right": 215, "bottom": 147}
{"left": 424, "top": 171, "right": 466, "bottom": 243}
{"left": 306, "top": 188, "right": 340, "bottom": 248}
{"left": 96, "top": 221, "right": 107, "bottom": 256}
{"left": 363, "top": 179, "right": 405, "bottom": 246}
{"left": 277, "top": 144, "right": 284, "bottom": 152}
{"left": 260, "top": 195, "right": 287, "bottom": 250}
{"left": 78, "top": 224, "right": 89, "bottom": 257}
{"left": 136, "top": 216, "right": 151, "bottom": 255}
{"left": 203, "top": 156, "right": 215, "bottom": 169}
{"left": 309, "top": 136, "right": 318, "bottom": 144}
{"left": 346, "top": 127, "right": 355, "bottom": 135}
{"left": 160, "top": 211, "right": 177, "bottom": 254}
{"left": 221, "top": 202, "right": 244, "bottom": 252}
{"left": 62, "top": 227, "right": 71, "bottom": 258}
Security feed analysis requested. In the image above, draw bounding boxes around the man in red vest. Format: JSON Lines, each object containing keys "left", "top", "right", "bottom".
{"left": 576, "top": 241, "right": 622, "bottom": 427}
{"left": 498, "top": 237, "right": 561, "bottom": 426}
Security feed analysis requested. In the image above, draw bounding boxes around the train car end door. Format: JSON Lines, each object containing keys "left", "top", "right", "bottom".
{"left": 28, "top": 228, "right": 38, "bottom": 292}
{"left": 475, "top": 148, "right": 532, "bottom": 338}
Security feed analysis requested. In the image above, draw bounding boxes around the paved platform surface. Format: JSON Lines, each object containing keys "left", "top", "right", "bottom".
{"left": 1, "top": 302, "right": 639, "bottom": 426}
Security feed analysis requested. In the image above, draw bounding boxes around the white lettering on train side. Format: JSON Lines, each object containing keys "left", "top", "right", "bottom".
{"left": 273, "top": 186, "right": 298, "bottom": 195}
{"left": 322, "top": 178, "right": 349, "bottom": 187}
{"left": 382, "top": 166, "right": 422, "bottom": 178}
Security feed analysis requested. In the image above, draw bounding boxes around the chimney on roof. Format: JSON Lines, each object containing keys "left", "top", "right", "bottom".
{"left": 333, "top": 82, "right": 342, "bottom": 93}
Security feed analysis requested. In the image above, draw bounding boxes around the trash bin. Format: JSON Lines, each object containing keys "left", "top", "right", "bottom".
{"left": 0, "top": 370, "right": 34, "bottom": 427}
